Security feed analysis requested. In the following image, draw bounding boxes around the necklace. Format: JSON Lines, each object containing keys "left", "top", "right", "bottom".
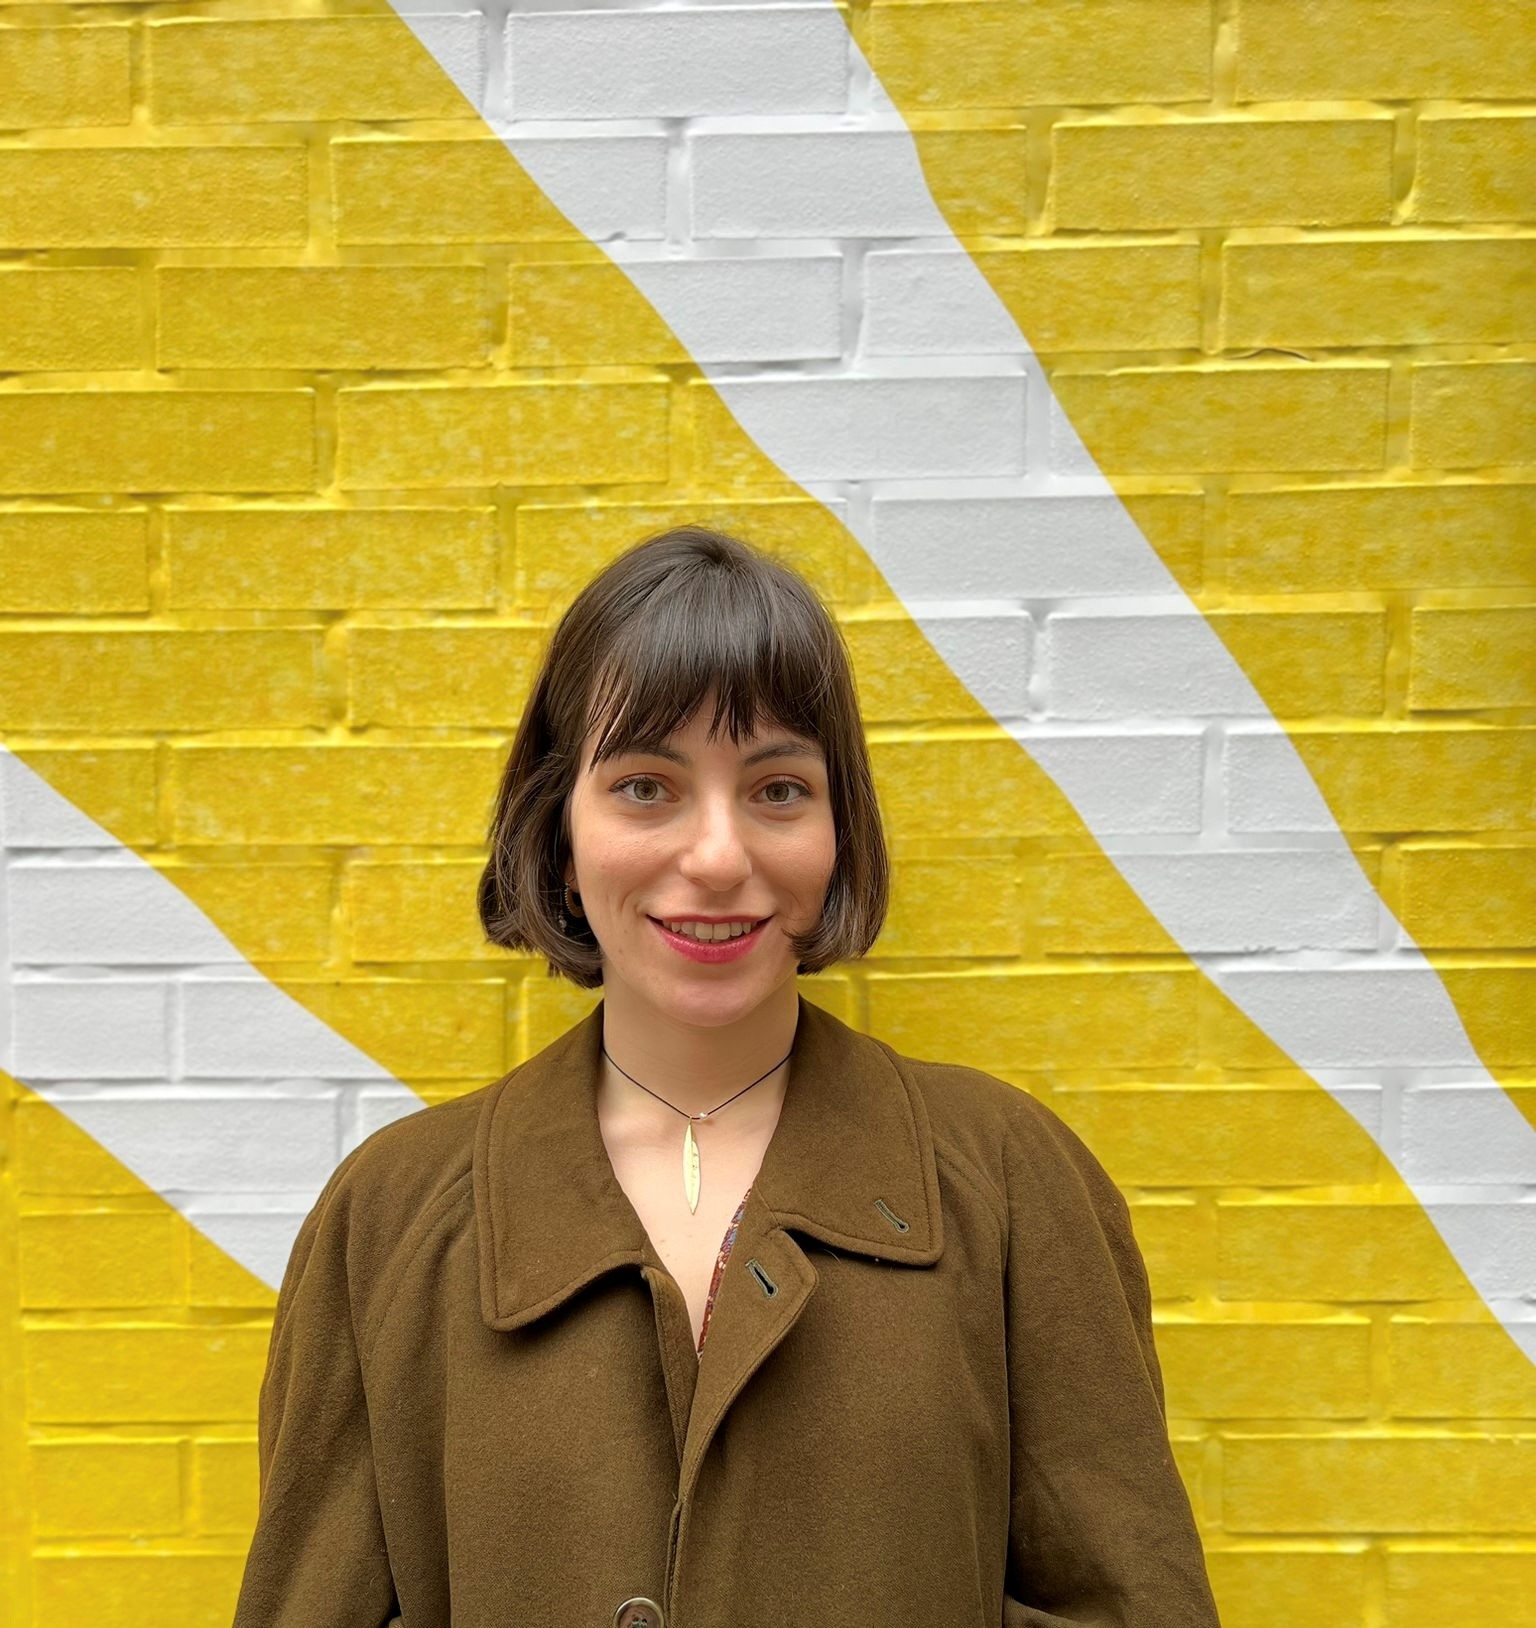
{"left": 601, "top": 1042, "right": 792, "bottom": 1214}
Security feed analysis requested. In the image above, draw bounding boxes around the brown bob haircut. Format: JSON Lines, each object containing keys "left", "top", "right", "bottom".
{"left": 477, "top": 525, "right": 889, "bottom": 988}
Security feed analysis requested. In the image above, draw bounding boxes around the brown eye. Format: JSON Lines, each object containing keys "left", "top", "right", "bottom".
{"left": 761, "top": 780, "right": 810, "bottom": 805}
{"left": 613, "top": 775, "right": 666, "bottom": 804}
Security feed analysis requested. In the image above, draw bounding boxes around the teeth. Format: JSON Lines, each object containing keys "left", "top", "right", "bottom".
{"left": 666, "top": 919, "right": 757, "bottom": 941}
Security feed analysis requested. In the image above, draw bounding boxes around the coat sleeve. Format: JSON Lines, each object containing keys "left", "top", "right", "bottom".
{"left": 231, "top": 1153, "right": 402, "bottom": 1628}
{"left": 1001, "top": 1104, "right": 1222, "bottom": 1628}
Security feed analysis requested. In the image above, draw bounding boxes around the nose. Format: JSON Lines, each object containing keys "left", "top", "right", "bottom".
{"left": 675, "top": 788, "right": 753, "bottom": 891}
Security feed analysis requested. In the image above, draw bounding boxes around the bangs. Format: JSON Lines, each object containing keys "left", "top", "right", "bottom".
{"left": 479, "top": 522, "right": 889, "bottom": 986}
{"left": 582, "top": 566, "right": 833, "bottom": 766}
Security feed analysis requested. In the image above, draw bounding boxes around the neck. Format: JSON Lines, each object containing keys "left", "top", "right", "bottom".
{"left": 596, "top": 979, "right": 800, "bottom": 1132}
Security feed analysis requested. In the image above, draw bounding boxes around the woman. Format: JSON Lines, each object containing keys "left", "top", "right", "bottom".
{"left": 232, "top": 527, "right": 1222, "bottom": 1628}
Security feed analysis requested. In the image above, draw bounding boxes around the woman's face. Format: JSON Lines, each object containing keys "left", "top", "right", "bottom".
{"left": 562, "top": 694, "right": 838, "bottom": 1029}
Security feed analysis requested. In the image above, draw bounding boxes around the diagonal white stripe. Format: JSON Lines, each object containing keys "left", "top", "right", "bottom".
{"left": 4, "top": 5, "right": 1529, "bottom": 1353}
{"left": 390, "top": 0, "right": 1536, "bottom": 1355}
{"left": 1, "top": 749, "right": 424, "bottom": 1289}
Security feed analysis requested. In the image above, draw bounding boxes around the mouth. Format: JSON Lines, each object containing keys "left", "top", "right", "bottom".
{"left": 646, "top": 915, "right": 773, "bottom": 963}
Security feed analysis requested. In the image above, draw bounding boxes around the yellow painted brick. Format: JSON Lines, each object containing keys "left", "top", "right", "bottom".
{"left": 337, "top": 381, "right": 669, "bottom": 489}
{"left": 1206, "top": 1549, "right": 1367, "bottom": 1628}
{"left": 1409, "top": 606, "right": 1536, "bottom": 710}
{"left": 30, "top": 1437, "right": 182, "bottom": 1536}
{"left": 1053, "top": 119, "right": 1393, "bottom": 230}
{"left": 193, "top": 1436, "right": 259, "bottom": 1535}
{"left": 1224, "top": 1433, "right": 1536, "bottom": 1532}
{"left": 0, "top": 391, "right": 314, "bottom": 495}
{"left": 871, "top": 736, "right": 1050, "bottom": 841}
{"left": 1223, "top": 236, "right": 1536, "bottom": 349}
{"left": 1167, "top": 1433, "right": 1203, "bottom": 1500}
{"left": 1131, "top": 1201, "right": 1211, "bottom": 1301}
{"left": 1412, "top": 362, "right": 1536, "bottom": 470}
{"left": 282, "top": 978, "right": 503, "bottom": 1082}
{"left": 1052, "top": 364, "right": 1387, "bottom": 474}
{"left": 166, "top": 505, "right": 498, "bottom": 610}
{"left": 1155, "top": 1322, "right": 1371, "bottom": 1419}
{"left": 1042, "top": 851, "right": 1178, "bottom": 956}
{"left": 868, "top": 0, "right": 1210, "bottom": 107}
{"left": 873, "top": 852, "right": 1029, "bottom": 960}
{"left": 347, "top": 625, "right": 544, "bottom": 726}
{"left": 1389, "top": 1317, "right": 1536, "bottom": 1418}
{"left": 866, "top": 970, "right": 1200, "bottom": 1073}
{"left": 1414, "top": 114, "right": 1536, "bottom": 225}
{"left": 157, "top": 859, "right": 335, "bottom": 964}
{"left": 514, "top": 499, "right": 855, "bottom": 604}
{"left": 1398, "top": 846, "right": 1536, "bottom": 950}
{"left": 0, "top": 510, "right": 148, "bottom": 613}
{"left": 170, "top": 743, "right": 502, "bottom": 846}
{"left": 1438, "top": 966, "right": 1536, "bottom": 1066}
{"left": 4, "top": 745, "right": 158, "bottom": 847}
{"left": 0, "top": 25, "right": 131, "bottom": 128}
{"left": 844, "top": 615, "right": 997, "bottom": 724}
{"left": 1289, "top": 727, "right": 1536, "bottom": 833}
{"left": 510, "top": 260, "right": 687, "bottom": 367}
{"left": 523, "top": 979, "right": 604, "bottom": 1054}
{"left": 1226, "top": 483, "right": 1536, "bottom": 593}
{"left": 15, "top": 1094, "right": 148, "bottom": 1197}
{"left": 971, "top": 242, "right": 1201, "bottom": 353}
{"left": 1119, "top": 491, "right": 1206, "bottom": 590}
{"left": 334, "top": 137, "right": 585, "bottom": 244}
{"left": 916, "top": 128, "right": 1030, "bottom": 237}
{"left": 348, "top": 859, "right": 491, "bottom": 963}
{"left": 0, "top": 267, "right": 140, "bottom": 369}
{"left": 18, "top": 1212, "right": 185, "bottom": 1309}
{"left": 0, "top": 629, "right": 324, "bottom": 731}
{"left": 1236, "top": 0, "right": 1536, "bottom": 101}
{"left": 1386, "top": 1550, "right": 1536, "bottom": 1626}
{"left": 149, "top": 16, "right": 472, "bottom": 124}
{"left": 1215, "top": 609, "right": 1387, "bottom": 716}
{"left": 187, "top": 1231, "right": 278, "bottom": 1311}
{"left": 158, "top": 266, "right": 488, "bottom": 370}
{"left": 1193, "top": 977, "right": 1362, "bottom": 1072}
{"left": 1052, "top": 1086, "right": 1379, "bottom": 1188}
{"left": 33, "top": 1552, "right": 244, "bottom": 1628}
{"left": 0, "top": 145, "right": 306, "bottom": 247}
{"left": 1219, "top": 1203, "right": 1470, "bottom": 1302}
{"left": 23, "top": 1326, "right": 269, "bottom": 1423}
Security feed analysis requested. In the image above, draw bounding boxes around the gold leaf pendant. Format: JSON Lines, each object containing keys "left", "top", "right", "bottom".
{"left": 682, "top": 1121, "right": 701, "bottom": 1214}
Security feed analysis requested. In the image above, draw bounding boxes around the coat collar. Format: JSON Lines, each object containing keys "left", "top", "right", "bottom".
{"left": 474, "top": 993, "right": 944, "bottom": 1333}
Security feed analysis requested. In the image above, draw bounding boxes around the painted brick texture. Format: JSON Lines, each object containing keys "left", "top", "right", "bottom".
{"left": 1, "top": 3, "right": 1532, "bottom": 1626}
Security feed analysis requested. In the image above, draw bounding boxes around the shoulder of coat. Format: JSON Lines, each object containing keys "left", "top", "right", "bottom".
{"left": 320, "top": 1083, "right": 488, "bottom": 1274}
{"left": 879, "top": 1043, "right": 1119, "bottom": 1211}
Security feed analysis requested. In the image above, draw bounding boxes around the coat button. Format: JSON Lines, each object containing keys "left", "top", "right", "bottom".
{"left": 613, "top": 1597, "right": 665, "bottom": 1628}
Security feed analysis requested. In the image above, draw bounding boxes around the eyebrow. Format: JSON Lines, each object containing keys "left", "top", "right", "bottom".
{"left": 613, "top": 740, "right": 824, "bottom": 768}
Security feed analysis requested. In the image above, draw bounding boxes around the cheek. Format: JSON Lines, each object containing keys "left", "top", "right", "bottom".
{"left": 782, "top": 816, "right": 838, "bottom": 892}
{"left": 580, "top": 823, "right": 657, "bottom": 883}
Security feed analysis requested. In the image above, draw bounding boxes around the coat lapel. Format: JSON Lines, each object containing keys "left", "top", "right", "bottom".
{"left": 473, "top": 991, "right": 946, "bottom": 1485}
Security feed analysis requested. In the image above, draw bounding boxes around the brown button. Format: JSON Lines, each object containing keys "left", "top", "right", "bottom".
{"left": 613, "top": 1597, "right": 665, "bottom": 1628}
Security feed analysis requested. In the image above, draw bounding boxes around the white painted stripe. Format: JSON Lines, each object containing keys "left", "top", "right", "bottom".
{"left": 1, "top": 749, "right": 423, "bottom": 1289}
{"left": 397, "top": 2, "right": 1536, "bottom": 1355}
{"left": 4, "top": 5, "right": 1529, "bottom": 1354}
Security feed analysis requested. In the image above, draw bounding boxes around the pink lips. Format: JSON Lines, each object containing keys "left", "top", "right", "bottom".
{"left": 649, "top": 917, "right": 770, "bottom": 964}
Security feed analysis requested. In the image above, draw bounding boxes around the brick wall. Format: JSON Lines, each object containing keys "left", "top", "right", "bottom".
{"left": 1, "top": 3, "right": 1532, "bottom": 1624}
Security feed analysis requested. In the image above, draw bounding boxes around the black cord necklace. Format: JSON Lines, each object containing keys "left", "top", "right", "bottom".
{"left": 601, "top": 1043, "right": 792, "bottom": 1214}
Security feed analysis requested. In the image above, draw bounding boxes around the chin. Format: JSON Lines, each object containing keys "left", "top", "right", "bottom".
{"left": 633, "top": 968, "right": 787, "bottom": 1029}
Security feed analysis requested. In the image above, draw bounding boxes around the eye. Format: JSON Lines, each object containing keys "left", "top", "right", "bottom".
{"left": 612, "top": 774, "right": 669, "bottom": 805}
{"left": 759, "top": 779, "right": 811, "bottom": 806}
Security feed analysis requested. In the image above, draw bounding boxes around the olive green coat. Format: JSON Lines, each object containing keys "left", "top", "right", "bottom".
{"left": 231, "top": 995, "right": 1221, "bottom": 1628}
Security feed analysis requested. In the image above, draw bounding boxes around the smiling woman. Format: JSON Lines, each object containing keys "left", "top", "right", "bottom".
{"left": 231, "top": 526, "right": 1221, "bottom": 1628}
{"left": 476, "top": 522, "right": 889, "bottom": 995}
